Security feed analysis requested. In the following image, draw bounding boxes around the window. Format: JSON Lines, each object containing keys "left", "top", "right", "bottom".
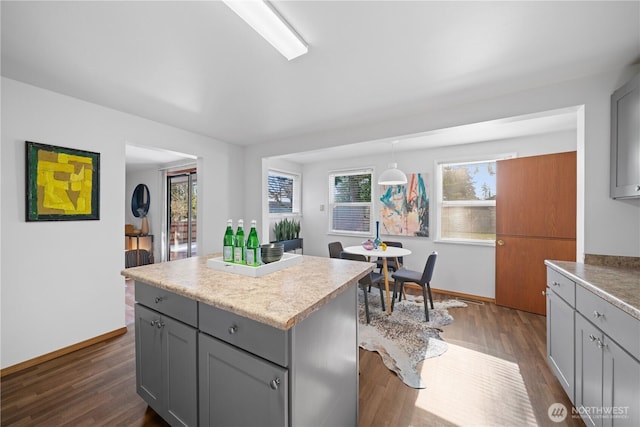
{"left": 268, "top": 170, "right": 300, "bottom": 214}
{"left": 437, "top": 159, "right": 502, "bottom": 243}
{"left": 329, "top": 169, "right": 372, "bottom": 234}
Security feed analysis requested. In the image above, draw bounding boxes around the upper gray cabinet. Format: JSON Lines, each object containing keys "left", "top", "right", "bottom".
{"left": 611, "top": 73, "right": 640, "bottom": 199}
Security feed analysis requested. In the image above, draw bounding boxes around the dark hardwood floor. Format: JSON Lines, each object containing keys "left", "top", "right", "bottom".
{"left": 1, "top": 290, "right": 583, "bottom": 426}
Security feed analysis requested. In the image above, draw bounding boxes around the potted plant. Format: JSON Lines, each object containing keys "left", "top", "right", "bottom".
{"left": 272, "top": 218, "right": 303, "bottom": 253}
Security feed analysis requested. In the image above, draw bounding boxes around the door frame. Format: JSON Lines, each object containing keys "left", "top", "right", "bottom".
{"left": 166, "top": 169, "right": 197, "bottom": 261}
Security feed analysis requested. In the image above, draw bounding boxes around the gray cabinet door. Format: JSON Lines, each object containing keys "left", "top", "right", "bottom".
{"left": 135, "top": 304, "right": 163, "bottom": 410}
{"left": 163, "top": 315, "right": 198, "bottom": 427}
{"left": 547, "top": 289, "right": 575, "bottom": 402}
{"left": 576, "top": 313, "right": 604, "bottom": 427}
{"left": 135, "top": 303, "right": 198, "bottom": 427}
{"left": 611, "top": 73, "right": 640, "bottom": 199}
{"left": 603, "top": 338, "right": 640, "bottom": 427}
{"left": 199, "top": 333, "right": 288, "bottom": 427}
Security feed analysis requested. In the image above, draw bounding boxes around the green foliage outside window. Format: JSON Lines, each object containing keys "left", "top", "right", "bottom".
{"left": 333, "top": 174, "right": 371, "bottom": 203}
{"left": 442, "top": 162, "right": 496, "bottom": 201}
{"left": 170, "top": 179, "right": 197, "bottom": 222}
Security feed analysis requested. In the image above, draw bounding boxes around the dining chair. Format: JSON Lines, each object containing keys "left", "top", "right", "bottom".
{"left": 125, "top": 249, "right": 152, "bottom": 268}
{"left": 328, "top": 241, "right": 344, "bottom": 259}
{"left": 340, "top": 251, "right": 386, "bottom": 324}
{"left": 391, "top": 251, "right": 437, "bottom": 321}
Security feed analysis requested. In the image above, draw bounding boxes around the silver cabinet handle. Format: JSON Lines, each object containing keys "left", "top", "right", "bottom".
{"left": 589, "top": 334, "right": 597, "bottom": 342}
{"left": 228, "top": 325, "right": 238, "bottom": 335}
{"left": 596, "top": 339, "right": 606, "bottom": 349}
{"left": 551, "top": 281, "right": 560, "bottom": 287}
{"left": 270, "top": 378, "right": 281, "bottom": 390}
{"left": 150, "top": 319, "right": 164, "bottom": 328}
{"left": 593, "top": 311, "right": 603, "bottom": 319}
{"left": 154, "top": 296, "right": 163, "bottom": 304}
{"left": 542, "top": 290, "right": 546, "bottom": 296}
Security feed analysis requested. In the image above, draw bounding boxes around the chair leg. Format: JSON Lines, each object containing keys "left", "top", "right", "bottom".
{"left": 362, "top": 283, "right": 370, "bottom": 324}
{"left": 427, "top": 282, "right": 434, "bottom": 309}
{"left": 378, "top": 284, "right": 386, "bottom": 312}
{"left": 391, "top": 281, "right": 400, "bottom": 310}
{"left": 421, "top": 285, "right": 430, "bottom": 322}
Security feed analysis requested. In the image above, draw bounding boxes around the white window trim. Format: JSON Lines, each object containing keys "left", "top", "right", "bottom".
{"left": 328, "top": 167, "right": 374, "bottom": 237}
{"left": 268, "top": 168, "right": 301, "bottom": 217}
{"left": 434, "top": 153, "right": 515, "bottom": 246}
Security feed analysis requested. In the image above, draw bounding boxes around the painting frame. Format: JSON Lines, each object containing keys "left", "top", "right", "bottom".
{"left": 25, "top": 141, "right": 100, "bottom": 221}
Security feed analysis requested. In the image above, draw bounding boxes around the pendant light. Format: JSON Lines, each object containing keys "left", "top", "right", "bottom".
{"left": 378, "top": 140, "right": 407, "bottom": 185}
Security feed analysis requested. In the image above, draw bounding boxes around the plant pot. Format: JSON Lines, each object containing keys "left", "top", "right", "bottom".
{"left": 271, "top": 238, "right": 303, "bottom": 253}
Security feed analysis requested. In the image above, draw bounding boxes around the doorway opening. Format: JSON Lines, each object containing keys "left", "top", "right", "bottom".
{"left": 167, "top": 168, "right": 197, "bottom": 261}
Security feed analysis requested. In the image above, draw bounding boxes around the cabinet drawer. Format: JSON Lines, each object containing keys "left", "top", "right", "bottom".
{"left": 135, "top": 281, "right": 198, "bottom": 327}
{"left": 547, "top": 267, "right": 576, "bottom": 306}
{"left": 576, "top": 285, "right": 640, "bottom": 357}
{"left": 199, "top": 303, "right": 289, "bottom": 367}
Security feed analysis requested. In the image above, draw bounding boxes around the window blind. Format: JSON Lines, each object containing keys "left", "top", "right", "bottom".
{"left": 329, "top": 170, "right": 372, "bottom": 234}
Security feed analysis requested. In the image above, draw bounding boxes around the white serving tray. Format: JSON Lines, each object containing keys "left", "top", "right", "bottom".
{"left": 206, "top": 253, "right": 303, "bottom": 278}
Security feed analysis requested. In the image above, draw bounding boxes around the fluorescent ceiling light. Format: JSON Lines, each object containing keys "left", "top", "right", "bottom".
{"left": 223, "top": 0, "right": 308, "bottom": 61}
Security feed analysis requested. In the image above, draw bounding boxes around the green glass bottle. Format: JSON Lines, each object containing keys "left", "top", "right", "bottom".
{"left": 223, "top": 219, "right": 234, "bottom": 262}
{"left": 245, "top": 220, "right": 260, "bottom": 266}
{"left": 233, "top": 219, "right": 245, "bottom": 264}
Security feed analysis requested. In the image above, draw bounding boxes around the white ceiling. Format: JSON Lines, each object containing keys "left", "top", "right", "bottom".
{"left": 125, "top": 145, "right": 197, "bottom": 172}
{"left": 2, "top": 1, "right": 639, "bottom": 161}
{"left": 280, "top": 106, "right": 579, "bottom": 163}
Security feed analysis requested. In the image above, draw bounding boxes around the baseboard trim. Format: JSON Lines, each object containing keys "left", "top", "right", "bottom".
{"left": 431, "top": 287, "right": 495, "bottom": 304}
{"left": 399, "top": 284, "right": 494, "bottom": 303}
{"left": 0, "top": 327, "right": 128, "bottom": 378}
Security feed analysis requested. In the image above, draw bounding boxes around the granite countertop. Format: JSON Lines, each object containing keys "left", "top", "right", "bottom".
{"left": 545, "top": 260, "right": 640, "bottom": 320}
{"left": 121, "top": 254, "right": 373, "bottom": 330}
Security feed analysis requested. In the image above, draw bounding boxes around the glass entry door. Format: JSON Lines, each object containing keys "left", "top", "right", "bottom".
{"left": 167, "top": 170, "right": 197, "bottom": 261}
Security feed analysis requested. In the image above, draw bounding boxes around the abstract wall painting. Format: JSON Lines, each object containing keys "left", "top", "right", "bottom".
{"left": 25, "top": 141, "right": 100, "bottom": 221}
{"left": 379, "top": 172, "right": 429, "bottom": 237}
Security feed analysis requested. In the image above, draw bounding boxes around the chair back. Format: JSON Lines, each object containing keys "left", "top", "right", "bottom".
{"left": 328, "top": 241, "right": 344, "bottom": 258}
{"left": 340, "top": 251, "right": 373, "bottom": 286}
{"left": 383, "top": 241, "right": 403, "bottom": 264}
{"left": 339, "top": 251, "right": 366, "bottom": 263}
{"left": 420, "top": 251, "right": 438, "bottom": 284}
{"left": 125, "top": 249, "right": 152, "bottom": 268}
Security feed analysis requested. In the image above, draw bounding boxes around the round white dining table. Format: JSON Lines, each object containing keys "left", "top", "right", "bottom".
{"left": 342, "top": 245, "right": 412, "bottom": 314}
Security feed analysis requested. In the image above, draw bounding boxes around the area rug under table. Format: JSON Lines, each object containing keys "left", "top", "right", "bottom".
{"left": 358, "top": 289, "right": 467, "bottom": 388}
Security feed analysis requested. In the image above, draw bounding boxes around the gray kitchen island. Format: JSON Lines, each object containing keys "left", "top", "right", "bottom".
{"left": 122, "top": 254, "right": 373, "bottom": 427}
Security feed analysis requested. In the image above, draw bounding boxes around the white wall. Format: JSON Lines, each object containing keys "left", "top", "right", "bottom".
{"left": 0, "top": 78, "right": 243, "bottom": 369}
{"left": 301, "top": 131, "right": 576, "bottom": 299}
{"left": 245, "top": 67, "right": 640, "bottom": 268}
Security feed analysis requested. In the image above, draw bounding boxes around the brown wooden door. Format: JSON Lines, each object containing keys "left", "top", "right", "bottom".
{"left": 496, "top": 152, "right": 577, "bottom": 314}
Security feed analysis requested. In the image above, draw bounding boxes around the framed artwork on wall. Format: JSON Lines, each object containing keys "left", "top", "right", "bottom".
{"left": 379, "top": 172, "right": 429, "bottom": 237}
{"left": 25, "top": 141, "right": 100, "bottom": 221}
